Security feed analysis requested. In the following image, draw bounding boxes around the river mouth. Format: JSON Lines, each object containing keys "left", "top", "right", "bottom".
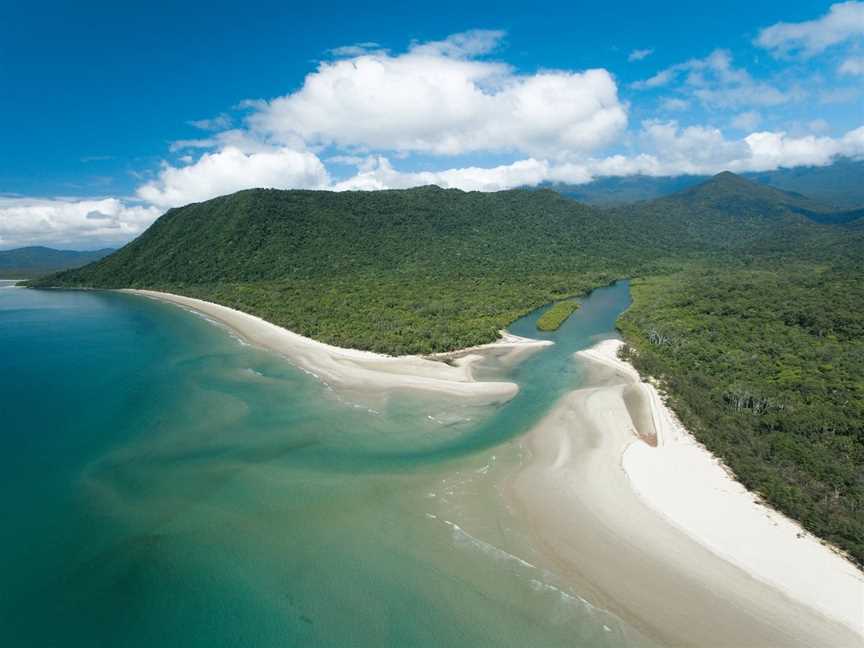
{"left": 1, "top": 281, "right": 665, "bottom": 647}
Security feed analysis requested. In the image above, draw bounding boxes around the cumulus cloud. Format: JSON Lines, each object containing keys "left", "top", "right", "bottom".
{"left": 591, "top": 122, "right": 864, "bottom": 176}
{"left": 331, "top": 122, "right": 864, "bottom": 191}
{"left": 632, "top": 49, "right": 794, "bottom": 107}
{"left": 246, "top": 30, "right": 627, "bottom": 158}
{"left": 137, "top": 146, "right": 330, "bottom": 209}
{"left": 743, "top": 126, "right": 864, "bottom": 170}
{"left": 756, "top": 2, "right": 864, "bottom": 58}
{"left": 628, "top": 48, "right": 654, "bottom": 62}
{"left": 609, "top": 123, "right": 864, "bottom": 175}
{"left": 0, "top": 198, "right": 159, "bottom": 249}
{"left": 333, "top": 156, "right": 551, "bottom": 191}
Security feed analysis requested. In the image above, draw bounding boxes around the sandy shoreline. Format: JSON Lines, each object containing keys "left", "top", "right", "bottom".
{"left": 124, "top": 289, "right": 552, "bottom": 404}
{"left": 510, "top": 338, "right": 863, "bottom": 647}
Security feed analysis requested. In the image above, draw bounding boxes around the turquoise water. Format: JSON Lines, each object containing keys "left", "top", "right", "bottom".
{"left": 0, "top": 279, "right": 657, "bottom": 647}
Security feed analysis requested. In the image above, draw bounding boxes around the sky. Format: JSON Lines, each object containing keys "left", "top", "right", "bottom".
{"left": 1, "top": 0, "right": 862, "bottom": 249}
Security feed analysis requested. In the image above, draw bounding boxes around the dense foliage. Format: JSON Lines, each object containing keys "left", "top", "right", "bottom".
{"left": 35, "top": 186, "right": 663, "bottom": 352}
{"left": 32, "top": 172, "right": 864, "bottom": 564}
{"left": 618, "top": 266, "right": 864, "bottom": 565}
{"left": 536, "top": 301, "right": 580, "bottom": 331}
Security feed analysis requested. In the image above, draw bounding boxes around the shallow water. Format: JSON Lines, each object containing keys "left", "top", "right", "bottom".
{"left": 0, "top": 280, "right": 660, "bottom": 647}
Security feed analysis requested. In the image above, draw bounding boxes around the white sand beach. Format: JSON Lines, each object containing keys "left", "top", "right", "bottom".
{"left": 125, "top": 289, "right": 551, "bottom": 404}
{"left": 510, "top": 338, "right": 863, "bottom": 647}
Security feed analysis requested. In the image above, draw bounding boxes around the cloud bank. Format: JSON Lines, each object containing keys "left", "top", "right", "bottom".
{"left": 0, "top": 198, "right": 159, "bottom": 249}
{"left": 137, "top": 147, "right": 329, "bottom": 209}
{"left": 248, "top": 31, "right": 627, "bottom": 158}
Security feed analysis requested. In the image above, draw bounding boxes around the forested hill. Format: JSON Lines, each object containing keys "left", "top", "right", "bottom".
{"left": 39, "top": 187, "right": 644, "bottom": 288}
{"left": 33, "top": 172, "right": 864, "bottom": 566}
{"left": 607, "top": 171, "right": 858, "bottom": 259}
{"left": 34, "top": 174, "right": 859, "bottom": 351}
{"left": 0, "top": 246, "right": 114, "bottom": 277}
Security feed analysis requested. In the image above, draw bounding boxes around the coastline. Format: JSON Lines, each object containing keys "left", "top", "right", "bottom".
{"left": 123, "top": 289, "right": 552, "bottom": 403}
{"left": 509, "top": 338, "right": 863, "bottom": 647}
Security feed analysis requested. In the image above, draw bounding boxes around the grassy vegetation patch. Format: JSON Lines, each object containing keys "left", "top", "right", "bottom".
{"left": 536, "top": 300, "right": 580, "bottom": 331}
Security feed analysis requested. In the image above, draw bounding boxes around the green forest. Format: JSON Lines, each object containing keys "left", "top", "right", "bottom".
{"left": 32, "top": 173, "right": 864, "bottom": 565}
{"left": 619, "top": 265, "right": 863, "bottom": 565}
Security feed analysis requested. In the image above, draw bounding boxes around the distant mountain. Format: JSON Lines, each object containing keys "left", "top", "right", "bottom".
{"left": 0, "top": 246, "right": 115, "bottom": 277}
{"left": 746, "top": 158, "right": 864, "bottom": 209}
{"left": 600, "top": 172, "right": 862, "bottom": 260}
{"left": 546, "top": 157, "right": 864, "bottom": 210}
{"left": 545, "top": 174, "right": 707, "bottom": 206}
{"left": 668, "top": 171, "right": 829, "bottom": 215}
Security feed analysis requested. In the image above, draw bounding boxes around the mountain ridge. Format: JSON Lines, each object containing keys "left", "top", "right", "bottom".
{"left": 0, "top": 246, "right": 115, "bottom": 277}
{"left": 543, "top": 157, "right": 864, "bottom": 210}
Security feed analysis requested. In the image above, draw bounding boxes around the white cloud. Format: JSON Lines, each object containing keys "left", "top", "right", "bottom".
{"left": 660, "top": 97, "right": 690, "bottom": 111}
{"left": 756, "top": 2, "right": 864, "bottom": 58}
{"left": 246, "top": 30, "right": 627, "bottom": 158}
{"left": 409, "top": 30, "right": 505, "bottom": 58}
{"left": 632, "top": 49, "right": 795, "bottom": 108}
{"left": 631, "top": 68, "right": 676, "bottom": 89}
{"left": 169, "top": 138, "right": 216, "bottom": 153}
{"left": 188, "top": 114, "right": 232, "bottom": 131}
{"left": 137, "top": 146, "right": 330, "bottom": 208}
{"left": 0, "top": 198, "right": 159, "bottom": 249}
{"left": 328, "top": 122, "right": 864, "bottom": 191}
{"left": 334, "top": 156, "right": 551, "bottom": 191}
{"left": 731, "top": 111, "right": 762, "bottom": 131}
{"left": 591, "top": 122, "right": 864, "bottom": 176}
{"left": 327, "top": 42, "right": 385, "bottom": 58}
{"left": 607, "top": 122, "right": 864, "bottom": 175}
{"left": 743, "top": 126, "right": 864, "bottom": 169}
{"left": 628, "top": 48, "right": 654, "bottom": 62}
{"left": 839, "top": 56, "right": 864, "bottom": 75}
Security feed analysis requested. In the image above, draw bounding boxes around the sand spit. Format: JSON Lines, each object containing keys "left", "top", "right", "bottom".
{"left": 510, "top": 338, "right": 863, "bottom": 647}
{"left": 124, "top": 290, "right": 551, "bottom": 404}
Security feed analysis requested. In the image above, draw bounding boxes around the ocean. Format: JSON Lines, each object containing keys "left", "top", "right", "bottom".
{"left": 0, "top": 279, "right": 659, "bottom": 647}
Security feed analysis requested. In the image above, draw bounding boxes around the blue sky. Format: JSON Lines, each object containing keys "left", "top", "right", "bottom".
{"left": 1, "top": 0, "right": 862, "bottom": 248}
